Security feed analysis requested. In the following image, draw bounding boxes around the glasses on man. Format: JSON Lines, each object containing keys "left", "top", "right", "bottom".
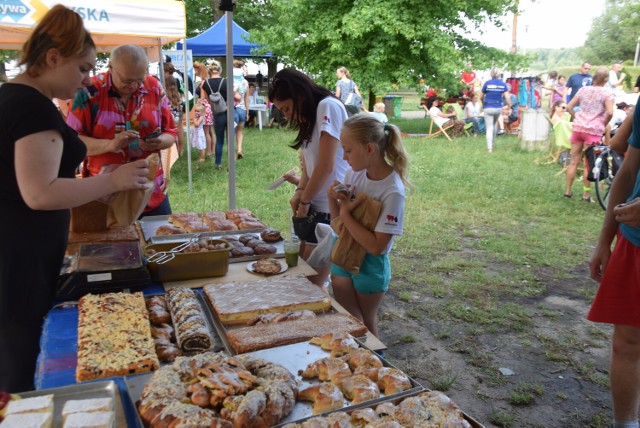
{"left": 112, "top": 68, "right": 145, "bottom": 87}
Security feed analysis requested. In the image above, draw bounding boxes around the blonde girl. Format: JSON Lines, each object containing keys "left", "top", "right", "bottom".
{"left": 191, "top": 102, "right": 207, "bottom": 161}
{"left": 327, "top": 114, "right": 411, "bottom": 337}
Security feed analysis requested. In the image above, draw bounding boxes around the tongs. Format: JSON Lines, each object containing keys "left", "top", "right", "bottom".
{"left": 147, "top": 234, "right": 201, "bottom": 265}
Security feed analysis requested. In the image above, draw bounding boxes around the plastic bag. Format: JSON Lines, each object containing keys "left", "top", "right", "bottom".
{"left": 306, "top": 223, "right": 336, "bottom": 269}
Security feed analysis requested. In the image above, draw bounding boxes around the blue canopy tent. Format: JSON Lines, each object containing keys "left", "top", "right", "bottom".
{"left": 177, "top": 13, "right": 272, "bottom": 208}
{"left": 176, "top": 15, "right": 271, "bottom": 57}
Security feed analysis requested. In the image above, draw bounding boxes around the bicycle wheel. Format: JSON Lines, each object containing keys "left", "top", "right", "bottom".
{"left": 595, "top": 150, "right": 613, "bottom": 210}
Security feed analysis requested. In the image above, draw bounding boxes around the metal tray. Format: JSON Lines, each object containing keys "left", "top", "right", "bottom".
{"left": 17, "top": 380, "right": 125, "bottom": 428}
{"left": 199, "top": 289, "right": 353, "bottom": 355}
{"left": 149, "top": 291, "right": 226, "bottom": 356}
{"left": 124, "top": 341, "right": 421, "bottom": 428}
{"left": 277, "top": 387, "right": 485, "bottom": 428}
{"left": 254, "top": 341, "right": 423, "bottom": 426}
{"left": 139, "top": 215, "right": 266, "bottom": 243}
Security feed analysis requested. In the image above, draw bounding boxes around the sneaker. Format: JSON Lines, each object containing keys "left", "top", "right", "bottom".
{"left": 497, "top": 130, "right": 506, "bottom": 135}
{"left": 215, "top": 164, "right": 223, "bottom": 170}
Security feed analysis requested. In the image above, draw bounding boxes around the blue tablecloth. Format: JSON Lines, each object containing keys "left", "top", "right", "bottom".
{"left": 35, "top": 282, "right": 165, "bottom": 427}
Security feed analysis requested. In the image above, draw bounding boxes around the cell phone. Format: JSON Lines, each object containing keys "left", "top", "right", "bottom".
{"left": 143, "top": 130, "right": 162, "bottom": 140}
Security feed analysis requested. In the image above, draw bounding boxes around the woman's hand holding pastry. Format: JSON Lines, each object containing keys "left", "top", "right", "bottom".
{"left": 110, "top": 159, "right": 150, "bottom": 191}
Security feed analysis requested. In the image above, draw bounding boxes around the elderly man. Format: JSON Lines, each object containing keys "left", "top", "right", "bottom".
{"left": 67, "top": 44, "right": 178, "bottom": 216}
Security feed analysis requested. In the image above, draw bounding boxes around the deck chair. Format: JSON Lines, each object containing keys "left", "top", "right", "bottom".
{"left": 443, "top": 103, "right": 473, "bottom": 137}
{"left": 539, "top": 113, "right": 576, "bottom": 175}
{"left": 419, "top": 105, "right": 453, "bottom": 141}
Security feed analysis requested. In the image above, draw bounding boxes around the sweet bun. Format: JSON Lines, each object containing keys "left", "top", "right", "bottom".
{"left": 156, "top": 225, "right": 186, "bottom": 236}
{"left": 238, "top": 220, "right": 266, "bottom": 230}
{"left": 260, "top": 228, "right": 282, "bottom": 242}
{"left": 231, "top": 246, "right": 255, "bottom": 258}
{"left": 244, "top": 239, "right": 263, "bottom": 249}
{"left": 239, "top": 234, "right": 258, "bottom": 245}
{"left": 254, "top": 244, "right": 277, "bottom": 255}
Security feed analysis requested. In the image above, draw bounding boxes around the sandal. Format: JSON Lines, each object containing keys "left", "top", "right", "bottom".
{"left": 583, "top": 196, "right": 595, "bottom": 203}
{"left": 563, "top": 193, "right": 573, "bottom": 199}
{"left": 237, "top": 152, "right": 244, "bottom": 160}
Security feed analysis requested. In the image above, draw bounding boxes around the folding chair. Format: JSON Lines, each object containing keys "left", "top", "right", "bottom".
{"left": 443, "top": 103, "right": 473, "bottom": 137}
{"left": 539, "top": 113, "right": 575, "bottom": 175}
{"left": 419, "top": 105, "right": 453, "bottom": 141}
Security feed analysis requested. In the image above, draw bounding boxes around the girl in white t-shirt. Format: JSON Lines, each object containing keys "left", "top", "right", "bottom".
{"left": 269, "top": 68, "right": 349, "bottom": 287}
{"left": 328, "top": 114, "right": 411, "bottom": 338}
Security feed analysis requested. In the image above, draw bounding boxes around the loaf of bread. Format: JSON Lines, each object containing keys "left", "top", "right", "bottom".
{"left": 204, "top": 218, "right": 238, "bottom": 231}
{"left": 165, "top": 288, "right": 214, "bottom": 353}
{"left": 226, "top": 312, "right": 368, "bottom": 353}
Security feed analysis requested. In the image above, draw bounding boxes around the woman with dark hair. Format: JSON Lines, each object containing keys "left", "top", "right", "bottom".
{"left": 268, "top": 68, "right": 349, "bottom": 287}
{"left": 0, "top": 5, "right": 149, "bottom": 390}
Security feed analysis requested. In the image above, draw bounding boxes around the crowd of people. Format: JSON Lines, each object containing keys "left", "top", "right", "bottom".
{"left": 0, "top": 6, "right": 410, "bottom": 392}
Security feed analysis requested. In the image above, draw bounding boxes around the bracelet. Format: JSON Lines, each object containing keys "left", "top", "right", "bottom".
{"left": 295, "top": 187, "right": 305, "bottom": 192}
{"left": 299, "top": 201, "right": 311, "bottom": 206}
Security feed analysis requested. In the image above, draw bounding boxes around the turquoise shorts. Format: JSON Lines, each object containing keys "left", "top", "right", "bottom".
{"left": 331, "top": 253, "right": 391, "bottom": 294}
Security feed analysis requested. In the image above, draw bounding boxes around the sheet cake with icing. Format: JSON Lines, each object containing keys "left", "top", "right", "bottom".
{"left": 203, "top": 275, "right": 331, "bottom": 325}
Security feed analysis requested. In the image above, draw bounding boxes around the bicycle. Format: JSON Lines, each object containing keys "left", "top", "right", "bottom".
{"left": 591, "top": 145, "right": 624, "bottom": 210}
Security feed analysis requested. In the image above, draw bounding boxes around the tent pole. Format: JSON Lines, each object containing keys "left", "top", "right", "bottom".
{"left": 226, "top": 12, "right": 236, "bottom": 209}
{"left": 180, "top": 38, "right": 193, "bottom": 197}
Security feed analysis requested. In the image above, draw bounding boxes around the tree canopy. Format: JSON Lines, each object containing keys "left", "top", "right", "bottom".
{"left": 233, "top": 0, "right": 526, "bottom": 97}
{"left": 582, "top": 0, "right": 640, "bottom": 64}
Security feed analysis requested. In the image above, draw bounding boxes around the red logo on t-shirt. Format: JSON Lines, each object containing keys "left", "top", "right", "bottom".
{"left": 386, "top": 214, "right": 398, "bottom": 222}
{"left": 323, "top": 115, "right": 330, "bottom": 125}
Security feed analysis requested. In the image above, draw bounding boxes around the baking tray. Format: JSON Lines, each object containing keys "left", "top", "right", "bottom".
{"left": 254, "top": 341, "right": 423, "bottom": 426}
{"left": 149, "top": 291, "right": 226, "bottom": 356}
{"left": 124, "top": 341, "right": 421, "bottom": 428}
{"left": 147, "top": 231, "right": 285, "bottom": 264}
{"left": 139, "top": 215, "right": 266, "bottom": 243}
{"left": 274, "top": 387, "right": 485, "bottom": 428}
{"left": 17, "top": 380, "right": 125, "bottom": 427}
{"left": 199, "top": 288, "right": 353, "bottom": 355}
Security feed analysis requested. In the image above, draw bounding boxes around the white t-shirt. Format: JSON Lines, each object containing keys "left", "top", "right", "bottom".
{"left": 607, "top": 70, "right": 618, "bottom": 88}
{"left": 429, "top": 106, "right": 449, "bottom": 127}
{"left": 344, "top": 169, "right": 405, "bottom": 254}
{"left": 302, "top": 97, "right": 349, "bottom": 213}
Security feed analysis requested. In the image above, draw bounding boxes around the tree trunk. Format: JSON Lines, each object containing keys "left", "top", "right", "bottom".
{"left": 0, "top": 62, "right": 7, "bottom": 83}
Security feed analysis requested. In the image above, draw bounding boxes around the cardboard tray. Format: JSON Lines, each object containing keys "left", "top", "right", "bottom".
{"left": 144, "top": 239, "right": 230, "bottom": 282}
{"left": 16, "top": 380, "right": 125, "bottom": 428}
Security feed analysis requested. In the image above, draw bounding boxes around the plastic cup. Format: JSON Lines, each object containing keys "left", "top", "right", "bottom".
{"left": 283, "top": 237, "right": 300, "bottom": 268}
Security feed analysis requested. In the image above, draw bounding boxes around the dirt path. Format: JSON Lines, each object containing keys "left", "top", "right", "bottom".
{"left": 377, "top": 263, "right": 612, "bottom": 427}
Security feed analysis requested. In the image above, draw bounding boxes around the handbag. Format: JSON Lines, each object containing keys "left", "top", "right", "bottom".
{"left": 344, "top": 81, "right": 362, "bottom": 108}
{"left": 292, "top": 215, "right": 318, "bottom": 242}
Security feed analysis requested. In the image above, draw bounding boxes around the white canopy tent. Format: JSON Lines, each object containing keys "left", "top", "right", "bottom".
{"left": 0, "top": 0, "right": 185, "bottom": 56}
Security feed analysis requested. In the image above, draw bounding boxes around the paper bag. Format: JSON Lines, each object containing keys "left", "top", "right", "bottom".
{"left": 107, "top": 153, "right": 159, "bottom": 227}
{"left": 330, "top": 192, "right": 382, "bottom": 274}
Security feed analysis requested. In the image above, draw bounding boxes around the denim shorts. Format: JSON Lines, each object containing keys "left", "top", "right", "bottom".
{"left": 331, "top": 252, "right": 391, "bottom": 294}
{"left": 234, "top": 107, "right": 247, "bottom": 125}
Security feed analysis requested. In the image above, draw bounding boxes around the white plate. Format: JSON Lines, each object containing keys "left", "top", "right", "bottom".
{"left": 246, "top": 259, "right": 288, "bottom": 275}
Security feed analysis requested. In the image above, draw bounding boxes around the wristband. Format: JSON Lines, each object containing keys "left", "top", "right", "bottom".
{"left": 299, "top": 201, "right": 311, "bottom": 206}
{"left": 295, "top": 187, "right": 305, "bottom": 192}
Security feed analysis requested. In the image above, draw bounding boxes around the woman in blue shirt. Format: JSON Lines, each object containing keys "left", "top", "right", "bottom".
{"left": 481, "top": 68, "right": 511, "bottom": 153}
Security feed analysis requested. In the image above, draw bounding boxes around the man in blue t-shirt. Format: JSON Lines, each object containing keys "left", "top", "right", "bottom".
{"left": 566, "top": 62, "right": 592, "bottom": 102}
